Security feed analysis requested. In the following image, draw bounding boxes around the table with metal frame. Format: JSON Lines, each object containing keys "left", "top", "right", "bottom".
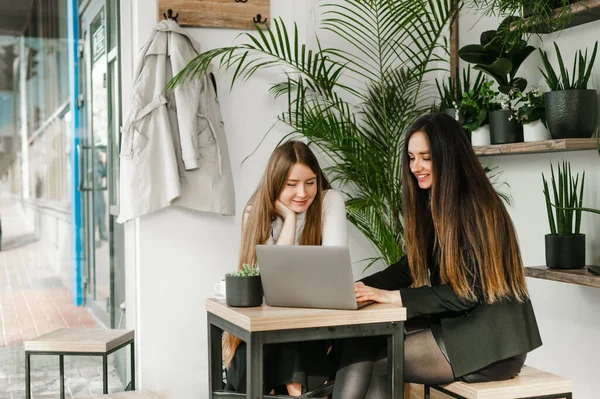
{"left": 206, "top": 297, "right": 407, "bottom": 399}
{"left": 24, "top": 328, "right": 135, "bottom": 399}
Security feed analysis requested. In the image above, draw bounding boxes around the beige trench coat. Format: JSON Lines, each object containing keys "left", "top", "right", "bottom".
{"left": 117, "top": 20, "right": 235, "bottom": 223}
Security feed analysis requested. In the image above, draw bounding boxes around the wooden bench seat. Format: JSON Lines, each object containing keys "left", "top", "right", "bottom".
{"left": 424, "top": 366, "right": 572, "bottom": 399}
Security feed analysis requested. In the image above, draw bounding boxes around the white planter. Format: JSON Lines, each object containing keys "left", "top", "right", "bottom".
{"left": 471, "top": 125, "right": 491, "bottom": 146}
{"left": 524, "top": 120, "right": 551, "bottom": 142}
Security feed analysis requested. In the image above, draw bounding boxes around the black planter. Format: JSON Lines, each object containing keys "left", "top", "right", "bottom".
{"left": 545, "top": 234, "right": 586, "bottom": 269}
{"left": 489, "top": 110, "right": 524, "bottom": 144}
{"left": 441, "top": 108, "right": 465, "bottom": 126}
{"left": 225, "top": 275, "right": 263, "bottom": 307}
{"left": 545, "top": 90, "right": 597, "bottom": 139}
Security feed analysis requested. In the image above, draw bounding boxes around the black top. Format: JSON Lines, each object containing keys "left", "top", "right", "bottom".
{"left": 360, "top": 255, "right": 542, "bottom": 377}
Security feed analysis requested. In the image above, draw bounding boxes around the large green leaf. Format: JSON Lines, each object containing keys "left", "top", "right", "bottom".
{"left": 459, "top": 44, "right": 498, "bottom": 65}
{"left": 509, "top": 45, "right": 536, "bottom": 78}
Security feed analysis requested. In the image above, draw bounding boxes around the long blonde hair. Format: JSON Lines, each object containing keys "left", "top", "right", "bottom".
{"left": 223, "top": 140, "right": 331, "bottom": 367}
{"left": 402, "top": 113, "right": 528, "bottom": 304}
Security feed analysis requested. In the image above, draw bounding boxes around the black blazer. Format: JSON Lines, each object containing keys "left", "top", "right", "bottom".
{"left": 360, "top": 256, "right": 542, "bottom": 377}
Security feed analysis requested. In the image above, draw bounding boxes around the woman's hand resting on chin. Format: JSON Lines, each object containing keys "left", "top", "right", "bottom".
{"left": 354, "top": 282, "right": 403, "bottom": 306}
{"left": 275, "top": 200, "right": 296, "bottom": 220}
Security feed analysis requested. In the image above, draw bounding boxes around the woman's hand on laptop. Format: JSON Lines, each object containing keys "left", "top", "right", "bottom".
{"left": 354, "top": 282, "right": 403, "bottom": 306}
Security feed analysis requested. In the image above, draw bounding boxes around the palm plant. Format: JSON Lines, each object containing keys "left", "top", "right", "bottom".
{"left": 167, "top": 0, "right": 462, "bottom": 266}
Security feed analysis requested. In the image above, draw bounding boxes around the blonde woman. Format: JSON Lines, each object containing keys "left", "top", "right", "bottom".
{"left": 224, "top": 140, "right": 347, "bottom": 395}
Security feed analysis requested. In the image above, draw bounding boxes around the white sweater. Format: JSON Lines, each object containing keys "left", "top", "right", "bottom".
{"left": 267, "top": 189, "right": 347, "bottom": 246}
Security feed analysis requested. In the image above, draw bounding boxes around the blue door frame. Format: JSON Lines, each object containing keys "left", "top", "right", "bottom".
{"left": 67, "top": 0, "right": 83, "bottom": 306}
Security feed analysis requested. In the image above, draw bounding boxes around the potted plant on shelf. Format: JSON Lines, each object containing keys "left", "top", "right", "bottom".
{"left": 225, "top": 263, "right": 263, "bottom": 307}
{"left": 459, "top": 16, "right": 536, "bottom": 144}
{"left": 542, "top": 161, "right": 586, "bottom": 269}
{"left": 460, "top": 80, "right": 500, "bottom": 146}
{"left": 515, "top": 87, "right": 550, "bottom": 142}
{"left": 435, "top": 67, "right": 484, "bottom": 127}
{"left": 539, "top": 41, "right": 598, "bottom": 139}
{"left": 475, "top": 1, "right": 576, "bottom": 37}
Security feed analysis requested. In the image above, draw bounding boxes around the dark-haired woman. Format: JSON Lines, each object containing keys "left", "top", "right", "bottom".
{"left": 332, "top": 113, "right": 542, "bottom": 399}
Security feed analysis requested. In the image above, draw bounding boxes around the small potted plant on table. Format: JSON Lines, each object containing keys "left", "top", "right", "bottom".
{"left": 225, "top": 263, "right": 263, "bottom": 307}
{"left": 542, "top": 161, "right": 586, "bottom": 269}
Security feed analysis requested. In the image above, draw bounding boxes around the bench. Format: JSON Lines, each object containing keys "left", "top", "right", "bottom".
{"left": 24, "top": 328, "right": 135, "bottom": 399}
{"left": 81, "top": 391, "right": 161, "bottom": 399}
{"left": 424, "top": 366, "right": 572, "bottom": 399}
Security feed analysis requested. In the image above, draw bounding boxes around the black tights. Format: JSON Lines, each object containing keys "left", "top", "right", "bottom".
{"left": 332, "top": 323, "right": 454, "bottom": 399}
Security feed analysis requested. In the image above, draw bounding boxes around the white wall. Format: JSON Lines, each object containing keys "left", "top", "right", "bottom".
{"left": 460, "top": 8, "right": 600, "bottom": 398}
{"left": 121, "top": 1, "right": 600, "bottom": 397}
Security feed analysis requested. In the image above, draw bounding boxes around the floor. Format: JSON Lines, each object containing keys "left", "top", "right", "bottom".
{"left": 0, "top": 197, "right": 125, "bottom": 398}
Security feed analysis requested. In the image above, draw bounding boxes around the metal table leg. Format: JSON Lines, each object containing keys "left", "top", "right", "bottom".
{"left": 59, "top": 355, "right": 65, "bottom": 399}
{"left": 246, "top": 332, "right": 264, "bottom": 399}
{"left": 388, "top": 322, "right": 405, "bottom": 399}
{"left": 25, "top": 351, "right": 31, "bottom": 399}
{"left": 208, "top": 318, "right": 223, "bottom": 394}
{"left": 102, "top": 354, "right": 108, "bottom": 394}
{"left": 130, "top": 340, "right": 136, "bottom": 390}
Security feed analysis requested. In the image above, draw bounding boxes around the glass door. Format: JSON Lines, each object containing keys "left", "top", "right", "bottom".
{"left": 78, "top": 0, "right": 122, "bottom": 328}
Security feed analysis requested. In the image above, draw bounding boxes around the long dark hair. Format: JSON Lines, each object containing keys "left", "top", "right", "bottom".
{"left": 401, "top": 112, "right": 528, "bottom": 304}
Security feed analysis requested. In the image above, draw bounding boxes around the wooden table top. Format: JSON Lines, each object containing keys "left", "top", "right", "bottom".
{"left": 24, "top": 328, "right": 134, "bottom": 353}
{"left": 206, "top": 297, "right": 406, "bottom": 332}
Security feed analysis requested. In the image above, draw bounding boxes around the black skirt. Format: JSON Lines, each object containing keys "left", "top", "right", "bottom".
{"left": 224, "top": 340, "right": 334, "bottom": 394}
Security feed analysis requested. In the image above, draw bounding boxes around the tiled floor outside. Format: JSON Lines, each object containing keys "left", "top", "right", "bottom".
{"left": 0, "top": 196, "right": 126, "bottom": 398}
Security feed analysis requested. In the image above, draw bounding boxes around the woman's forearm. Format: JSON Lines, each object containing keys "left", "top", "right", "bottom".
{"left": 275, "top": 215, "right": 296, "bottom": 245}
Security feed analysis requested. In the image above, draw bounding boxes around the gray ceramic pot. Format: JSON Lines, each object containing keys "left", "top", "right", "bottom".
{"left": 489, "top": 109, "right": 524, "bottom": 144}
{"left": 545, "top": 90, "right": 597, "bottom": 139}
{"left": 225, "top": 275, "right": 263, "bottom": 307}
{"left": 441, "top": 108, "right": 465, "bottom": 126}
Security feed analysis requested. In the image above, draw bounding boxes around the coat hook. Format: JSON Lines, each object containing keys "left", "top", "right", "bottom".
{"left": 235, "top": 0, "right": 248, "bottom": 2}
{"left": 163, "top": 9, "right": 179, "bottom": 23}
{"left": 253, "top": 13, "right": 267, "bottom": 24}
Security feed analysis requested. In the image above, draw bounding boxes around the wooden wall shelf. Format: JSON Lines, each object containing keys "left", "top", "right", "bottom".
{"left": 525, "top": 266, "right": 600, "bottom": 288}
{"left": 474, "top": 138, "right": 598, "bottom": 156}
{"left": 522, "top": 0, "right": 600, "bottom": 34}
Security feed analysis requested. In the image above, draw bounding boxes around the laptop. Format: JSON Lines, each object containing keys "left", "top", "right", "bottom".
{"left": 255, "top": 245, "right": 375, "bottom": 310}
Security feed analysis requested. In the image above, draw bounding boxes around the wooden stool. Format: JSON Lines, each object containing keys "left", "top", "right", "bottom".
{"left": 424, "top": 366, "right": 572, "bottom": 399}
{"left": 24, "top": 328, "right": 135, "bottom": 399}
{"left": 81, "top": 391, "right": 161, "bottom": 398}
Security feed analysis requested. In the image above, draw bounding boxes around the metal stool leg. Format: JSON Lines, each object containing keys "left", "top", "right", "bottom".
{"left": 59, "top": 355, "right": 65, "bottom": 399}
{"left": 130, "top": 341, "right": 136, "bottom": 390}
{"left": 25, "top": 352, "right": 31, "bottom": 399}
{"left": 103, "top": 354, "right": 108, "bottom": 394}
